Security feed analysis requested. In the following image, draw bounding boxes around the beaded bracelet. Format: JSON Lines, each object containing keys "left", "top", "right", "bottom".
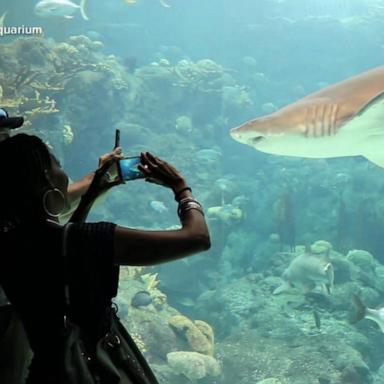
{"left": 180, "top": 202, "right": 205, "bottom": 216}
{"left": 177, "top": 197, "right": 204, "bottom": 217}
{"left": 174, "top": 186, "right": 192, "bottom": 202}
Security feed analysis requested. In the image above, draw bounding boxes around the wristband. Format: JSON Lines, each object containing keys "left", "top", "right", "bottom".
{"left": 174, "top": 186, "right": 192, "bottom": 201}
{"left": 177, "top": 198, "right": 204, "bottom": 217}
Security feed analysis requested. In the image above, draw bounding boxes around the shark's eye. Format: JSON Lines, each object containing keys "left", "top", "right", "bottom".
{"left": 251, "top": 136, "right": 264, "bottom": 144}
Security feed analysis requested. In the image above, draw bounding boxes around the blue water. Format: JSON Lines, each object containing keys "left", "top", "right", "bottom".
{"left": 2, "top": 0, "right": 384, "bottom": 382}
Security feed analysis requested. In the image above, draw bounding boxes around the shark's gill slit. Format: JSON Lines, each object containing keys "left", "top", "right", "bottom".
{"left": 251, "top": 136, "right": 264, "bottom": 144}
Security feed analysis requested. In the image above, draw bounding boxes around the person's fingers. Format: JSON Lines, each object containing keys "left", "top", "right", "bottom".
{"left": 146, "top": 152, "right": 161, "bottom": 166}
{"left": 113, "top": 147, "right": 123, "bottom": 155}
{"left": 141, "top": 152, "right": 157, "bottom": 169}
{"left": 145, "top": 177, "right": 158, "bottom": 184}
{"left": 138, "top": 164, "right": 151, "bottom": 176}
{"left": 97, "top": 158, "right": 115, "bottom": 176}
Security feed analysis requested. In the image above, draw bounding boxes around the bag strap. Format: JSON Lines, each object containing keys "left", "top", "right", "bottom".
{"left": 62, "top": 223, "right": 73, "bottom": 326}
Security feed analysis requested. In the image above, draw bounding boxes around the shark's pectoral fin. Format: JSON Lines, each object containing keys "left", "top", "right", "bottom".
{"left": 362, "top": 153, "right": 384, "bottom": 168}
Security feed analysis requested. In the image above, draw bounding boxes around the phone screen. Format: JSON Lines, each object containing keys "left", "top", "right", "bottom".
{"left": 118, "top": 157, "right": 145, "bottom": 181}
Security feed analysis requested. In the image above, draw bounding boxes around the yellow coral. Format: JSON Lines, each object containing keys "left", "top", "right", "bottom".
{"left": 141, "top": 273, "right": 160, "bottom": 291}
{"left": 168, "top": 315, "right": 214, "bottom": 356}
{"left": 63, "top": 125, "right": 74, "bottom": 145}
{"left": 194, "top": 320, "right": 214, "bottom": 356}
{"left": 119, "top": 266, "right": 146, "bottom": 280}
{"left": 131, "top": 332, "right": 146, "bottom": 353}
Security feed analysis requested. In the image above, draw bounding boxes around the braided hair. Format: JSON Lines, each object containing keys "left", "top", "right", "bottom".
{"left": 0, "top": 134, "right": 53, "bottom": 222}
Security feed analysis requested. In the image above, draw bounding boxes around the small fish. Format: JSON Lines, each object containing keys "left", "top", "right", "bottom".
{"left": 207, "top": 204, "right": 244, "bottom": 223}
{"left": 350, "top": 294, "right": 384, "bottom": 333}
{"left": 273, "top": 245, "right": 334, "bottom": 295}
{"left": 159, "top": 0, "right": 171, "bottom": 7}
{"left": 131, "top": 290, "right": 152, "bottom": 308}
{"left": 0, "top": 11, "right": 7, "bottom": 28}
{"left": 195, "top": 148, "right": 222, "bottom": 163}
{"left": 124, "top": 0, "right": 170, "bottom": 7}
{"left": 34, "top": 0, "right": 89, "bottom": 20}
{"left": 149, "top": 200, "right": 168, "bottom": 213}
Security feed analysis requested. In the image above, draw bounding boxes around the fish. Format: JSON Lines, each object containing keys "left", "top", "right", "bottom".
{"left": 230, "top": 66, "right": 384, "bottom": 168}
{"left": 34, "top": 0, "right": 89, "bottom": 20}
{"left": 124, "top": 0, "right": 170, "bottom": 7}
{"left": 149, "top": 200, "right": 168, "bottom": 213}
{"left": 207, "top": 204, "right": 244, "bottom": 223}
{"left": 273, "top": 245, "right": 334, "bottom": 295}
{"left": 195, "top": 148, "right": 222, "bottom": 163}
{"left": 350, "top": 294, "right": 384, "bottom": 332}
{"left": 0, "top": 11, "right": 7, "bottom": 28}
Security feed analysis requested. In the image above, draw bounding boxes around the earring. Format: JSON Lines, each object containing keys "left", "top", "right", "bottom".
{"left": 43, "top": 188, "right": 66, "bottom": 218}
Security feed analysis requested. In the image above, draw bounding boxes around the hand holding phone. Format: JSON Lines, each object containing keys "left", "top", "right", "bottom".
{"left": 112, "top": 129, "right": 145, "bottom": 182}
{"left": 118, "top": 157, "right": 145, "bottom": 181}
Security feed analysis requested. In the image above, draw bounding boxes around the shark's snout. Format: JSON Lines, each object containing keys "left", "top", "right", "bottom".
{"left": 230, "top": 126, "right": 265, "bottom": 146}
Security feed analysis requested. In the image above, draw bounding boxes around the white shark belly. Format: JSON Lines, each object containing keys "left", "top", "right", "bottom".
{"left": 257, "top": 98, "right": 384, "bottom": 163}
{"left": 257, "top": 130, "right": 361, "bottom": 158}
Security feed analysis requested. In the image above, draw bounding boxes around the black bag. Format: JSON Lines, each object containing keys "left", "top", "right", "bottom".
{"left": 63, "top": 224, "right": 159, "bottom": 384}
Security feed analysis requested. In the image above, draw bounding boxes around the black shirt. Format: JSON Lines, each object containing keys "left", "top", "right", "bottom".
{"left": 0, "top": 221, "right": 117, "bottom": 383}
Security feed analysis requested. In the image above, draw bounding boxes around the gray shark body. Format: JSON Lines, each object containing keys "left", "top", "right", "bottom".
{"left": 230, "top": 66, "right": 384, "bottom": 167}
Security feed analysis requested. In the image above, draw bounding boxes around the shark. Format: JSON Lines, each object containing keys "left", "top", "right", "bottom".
{"left": 230, "top": 66, "right": 384, "bottom": 168}
{"left": 350, "top": 294, "right": 384, "bottom": 333}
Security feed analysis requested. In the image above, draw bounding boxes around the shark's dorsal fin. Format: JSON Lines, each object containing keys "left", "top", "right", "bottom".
{"left": 304, "top": 243, "right": 312, "bottom": 254}
{"left": 355, "top": 91, "right": 384, "bottom": 118}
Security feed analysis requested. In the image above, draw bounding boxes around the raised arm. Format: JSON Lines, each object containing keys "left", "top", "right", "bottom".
{"left": 114, "top": 152, "right": 211, "bottom": 266}
{"left": 63, "top": 147, "right": 123, "bottom": 222}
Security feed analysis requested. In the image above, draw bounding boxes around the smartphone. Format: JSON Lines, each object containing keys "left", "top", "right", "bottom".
{"left": 114, "top": 129, "right": 120, "bottom": 149}
{"left": 118, "top": 157, "right": 145, "bottom": 181}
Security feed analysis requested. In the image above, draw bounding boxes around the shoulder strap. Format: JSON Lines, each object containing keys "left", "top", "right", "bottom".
{"left": 62, "top": 223, "right": 73, "bottom": 314}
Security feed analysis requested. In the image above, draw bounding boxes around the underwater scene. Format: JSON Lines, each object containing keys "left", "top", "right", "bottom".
{"left": 1, "top": 0, "right": 384, "bottom": 382}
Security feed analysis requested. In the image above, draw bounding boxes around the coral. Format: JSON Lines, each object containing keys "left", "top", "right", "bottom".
{"left": 256, "top": 379, "right": 282, "bottom": 384}
{"left": 194, "top": 320, "right": 214, "bottom": 355}
{"left": 141, "top": 273, "right": 160, "bottom": 291}
{"left": 119, "top": 266, "right": 146, "bottom": 280}
{"left": 62, "top": 124, "right": 74, "bottom": 145}
{"left": 346, "top": 250, "right": 376, "bottom": 272}
{"left": 311, "top": 240, "right": 332, "bottom": 255}
{"left": 166, "top": 351, "right": 221, "bottom": 381}
{"left": 131, "top": 332, "right": 146, "bottom": 353}
{"left": 140, "top": 273, "right": 168, "bottom": 308}
{"left": 168, "top": 315, "right": 214, "bottom": 355}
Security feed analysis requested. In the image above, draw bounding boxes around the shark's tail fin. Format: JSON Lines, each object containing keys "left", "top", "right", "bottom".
{"left": 79, "top": 0, "right": 89, "bottom": 20}
{"left": 349, "top": 294, "right": 366, "bottom": 324}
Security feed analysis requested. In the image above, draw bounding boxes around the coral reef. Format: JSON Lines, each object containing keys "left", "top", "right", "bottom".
{"left": 168, "top": 315, "right": 214, "bottom": 356}
{"left": 166, "top": 351, "right": 221, "bottom": 382}
{"left": 193, "top": 239, "right": 384, "bottom": 383}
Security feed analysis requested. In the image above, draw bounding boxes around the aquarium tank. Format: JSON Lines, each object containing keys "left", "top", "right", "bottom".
{"left": 0, "top": 0, "right": 384, "bottom": 383}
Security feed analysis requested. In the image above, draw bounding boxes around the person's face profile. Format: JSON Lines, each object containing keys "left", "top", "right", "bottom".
{"left": 48, "top": 154, "right": 69, "bottom": 197}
